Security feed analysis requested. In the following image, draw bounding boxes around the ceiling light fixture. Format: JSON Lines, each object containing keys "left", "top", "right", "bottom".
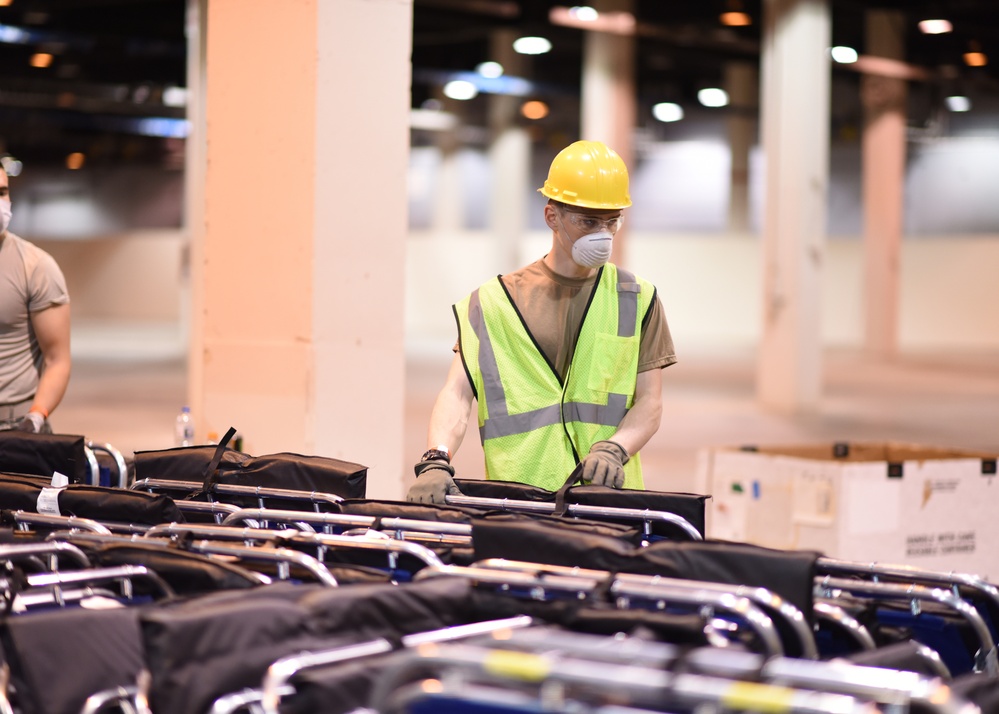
{"left": 162, "top": 86, "right": 188, "bottom": 107}
{"left": 964, "top": 40, "right": 988, "bottom": 67}
{"left": 720, "top": 12, "right": 751, "bottom": 27}
{"left": 830, "top": 46, "right": 859, "bottom": 64}
{"left": 568, "top": 6, "right": 598, "bottom": 22}
{"left": 964, "top": 52, "right": 987, "bottom": 67}
{"left": 549, "top": 7, "right": 635, "bottom": 36}
{"left": 945, "top": 95, "right": 971, "bottom": 112}
{"left": 136, "top": 117, "right": 190, "bottom": 139}
{"left": 918, "top": 19, "right": 952, "bottom": 34}
{"left": 697, "top": 88, "right": 729, "bottom": 108}
{"left": 0, "top": 24, "right": 29, "bottom": 43}
{"left": 30, "top": 52, "right": 52, "bottom": 68}
{"left": 512, "top": 36, "right": 552, "bottom": 55}
{"left": 521, "top": 100, "right": 549, "bottom": 120}
{"left": 476, "top": 61, "right": 504, "bottom": 78}
{"left": 429, "top": 70, "right": 534, "bottom": 97}
{"left": 652, "top": 102, "right": 684, "bottom": 123}
{"left": 443, "top": 79, "right": 478, "bottom": 101}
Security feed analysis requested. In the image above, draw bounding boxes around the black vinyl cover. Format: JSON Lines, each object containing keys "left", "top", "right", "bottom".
{"left": 472, "top": 518, "right": 819, "bottom": 626}
{"left": 843, "top": 640, "right": 953, "bottom": 677}
{"left": 134, "top": 446, "right": 367, "bottom": 499}
{"left": 0, "top": 432, "right": 89, "bottom": 483}
{"left": 0, "top": 473, "right": 47, "bottom": 509}
{"left": 340, "top": 501, "right": 643, "bottom": 542}
{"left": 467, "top": 589, "right": 713, "bottom": 646}
{"left": 456, "top": 478, "right": 709, "bottom": 538}
{"left": 61, "top": 486, "right": 185, "bottom": 524}
{"left": 77, "top": 541, "right": 261, "bottom": 595}
{"left": 0, "top": 474, "right": 185, "bottom": 525}
{"left": 0, "top": 606, "right": 144, "bottom": 714}
{"left": 141, "top": 579, "right": 483, "bottom": 714}
{"left": 283, "top": 651, "right": 403, "bottom": 714}
{"left": 299, "top": 578, "right": 485, "bottom": 643}
{"left": 336, "top": 498, "right": 481, "bottom": 525}
{"left": 141, "top": 583, "right": 333, "bottom": 714}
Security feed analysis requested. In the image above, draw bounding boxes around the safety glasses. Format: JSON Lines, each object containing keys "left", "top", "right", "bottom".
{"left": 559, "top": 209, "right": 624, "bottom": 234}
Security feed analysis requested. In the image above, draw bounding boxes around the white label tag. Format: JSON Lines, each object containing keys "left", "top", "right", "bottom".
{"left": 37, "top": 487, "right": 64, "bottom": 516}
{"left": 50, "top": 471, "right": 69, "bottom": 488}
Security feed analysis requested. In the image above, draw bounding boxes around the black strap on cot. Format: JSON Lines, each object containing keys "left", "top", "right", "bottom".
{"left": 553, "top": 463, "right": 585, "bottom": 517}
{"left": 185, "top": 427, "right": 237, "bottom": 501}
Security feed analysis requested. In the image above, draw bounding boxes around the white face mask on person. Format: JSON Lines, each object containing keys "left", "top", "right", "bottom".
{"left": 557, "top": 211, "right": 615, "bottom": 269}
{"left": 0, "top": 199, "right": 10, "bottom": 235}
{"left": 571, "top": 229, "right": 613, "bottom": 269}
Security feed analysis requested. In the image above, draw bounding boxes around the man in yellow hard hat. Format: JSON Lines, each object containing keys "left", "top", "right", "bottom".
{"left": 408, "top": 140, "right": 676, "bottom": 503}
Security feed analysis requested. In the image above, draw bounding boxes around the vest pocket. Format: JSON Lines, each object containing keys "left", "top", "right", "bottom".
{"left": 586, "top": 332, "right": 639, "bottom": 394}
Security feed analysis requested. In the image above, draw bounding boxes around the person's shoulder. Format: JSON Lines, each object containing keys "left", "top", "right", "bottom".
{"left": 503, "top": 258, "right": 545, "bottom": 281}
{"left": 495, "top": 258, "right": 546, "bottom": 291}
{"left": 608, "top": 262, "right": 657, "bottom": 289}
{"left": 7, "top": 233, "right": 65, "bottom": 281}
{"left": 4, "top": 231, "right": 28, "bottom": 252}
{"left": 7, "top": 233, "right": 50, "bottom": 259}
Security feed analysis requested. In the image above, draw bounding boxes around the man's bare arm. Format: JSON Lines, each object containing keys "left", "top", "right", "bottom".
{"left": 426, "top": 352, "right": 475, "bottom": 456}
{"left": 608, "top": 367, "right": 663, "bottom": 457}
{"left": 29, "top": 303, "right": 71, "bottom": 417}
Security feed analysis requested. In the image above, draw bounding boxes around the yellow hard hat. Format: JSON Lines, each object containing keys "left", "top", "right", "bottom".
{"left": 538, "top": 140, "right": 632, "bottom": 210}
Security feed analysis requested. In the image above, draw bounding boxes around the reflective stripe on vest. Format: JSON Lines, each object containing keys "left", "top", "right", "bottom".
{"left": 455, "top": 264, "right": 652, "bottom": 490}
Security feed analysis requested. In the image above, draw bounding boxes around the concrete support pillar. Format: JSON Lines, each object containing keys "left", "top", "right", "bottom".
{"left": 862, "top": 10, "right": 907, "bottom": 358}
{"left": 581, "top": 0, "right": 636, "bottom": 265}
{"left": 188, "top": 0, "right": 412, "bottom": 499}
{"left": 725, "top": 62, "right": 758, "bottom": 234}
{"left": 183, "top": 0, "right": 206, "bottom": 428}
{"left": 488, "top": 29, "right": 530, "bottom": 273}
{"left": 432, "top": 126, "right": 464, "bottom": 235}
{"left": 757, "top": 0, "right": 831, "bottom": 412}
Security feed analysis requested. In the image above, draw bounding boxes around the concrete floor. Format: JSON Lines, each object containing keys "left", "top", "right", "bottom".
{"left": 56, "top": 342, "right": 999, "bottom": 496}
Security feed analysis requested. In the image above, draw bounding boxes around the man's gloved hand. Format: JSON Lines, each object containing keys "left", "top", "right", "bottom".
{"left": 407, "top": 460, "right": 462, "bottom": 504}
{"left": 15, "top": 411, "right": 45, "bottom": 434}
{"left": 579, "top": 440, "right": 629, "bottom": 488}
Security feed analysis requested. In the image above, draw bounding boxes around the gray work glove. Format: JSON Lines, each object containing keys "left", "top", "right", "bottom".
{"left": 15, "top": 411, "right": 46, "bottom": 434}
{"left": 579, "top": 440, "right": 629, "bottom": 489}
{"left": 407, "top": 460, "right": 462, "bottom": 505}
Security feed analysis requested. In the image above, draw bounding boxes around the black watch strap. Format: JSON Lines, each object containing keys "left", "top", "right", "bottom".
{"left": 421, "top": 447, "right": 451, "bottom": 464}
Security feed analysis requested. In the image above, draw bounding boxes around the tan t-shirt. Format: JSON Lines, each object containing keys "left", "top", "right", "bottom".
{"left": 0, "top": 233, "right": 70, "bottom": 404}
{"left": 461, "top": 259, "right": 676, "bottom": 381}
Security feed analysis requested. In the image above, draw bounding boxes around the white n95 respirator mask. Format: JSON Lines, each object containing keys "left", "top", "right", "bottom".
{"left": 571, "top": 230, "right": 613, "bottom": 269}
{"left": 0, "top": 199, "right": 10, "bottom": 235}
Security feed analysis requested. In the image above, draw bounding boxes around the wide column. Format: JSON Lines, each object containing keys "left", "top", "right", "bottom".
{"left": 757, "top": 0, "right": 831, "bottom": 412}
{"left": 861, "top": 10, "right": 906, "bottom": 358}
{"left": 581, "top": 0, "right": 635, "bottom": 265}
{"left": 725, "top": 62, "right": 758, "bottom": 234}
{"left": 191, "top": 0, "right": 412, "bottom": 499}
{"left": 432, "top": 124, "right": 464, "bottom": 236}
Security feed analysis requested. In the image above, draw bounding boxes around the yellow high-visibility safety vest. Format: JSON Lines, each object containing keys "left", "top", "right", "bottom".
{"left": 454, "top": 264, "right": 654, "bottom": 491}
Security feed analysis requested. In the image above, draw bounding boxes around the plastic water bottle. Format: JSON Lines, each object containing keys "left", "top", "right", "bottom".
{"left": 174, "top": 406, "right": 195, "bottom": 447}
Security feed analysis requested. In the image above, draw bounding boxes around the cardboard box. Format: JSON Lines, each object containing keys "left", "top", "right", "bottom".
{"left": 696, "top": 442, "right": 999, "bottom": 579}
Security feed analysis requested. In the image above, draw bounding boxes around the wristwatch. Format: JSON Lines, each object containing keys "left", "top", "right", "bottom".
{"left": 421, "top": 445, "right": 451, "bottom": 463}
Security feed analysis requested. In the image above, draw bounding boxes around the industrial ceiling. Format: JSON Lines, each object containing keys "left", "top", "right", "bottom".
{"left": 0, "top": 0, "right": 995, "bottom": 168}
